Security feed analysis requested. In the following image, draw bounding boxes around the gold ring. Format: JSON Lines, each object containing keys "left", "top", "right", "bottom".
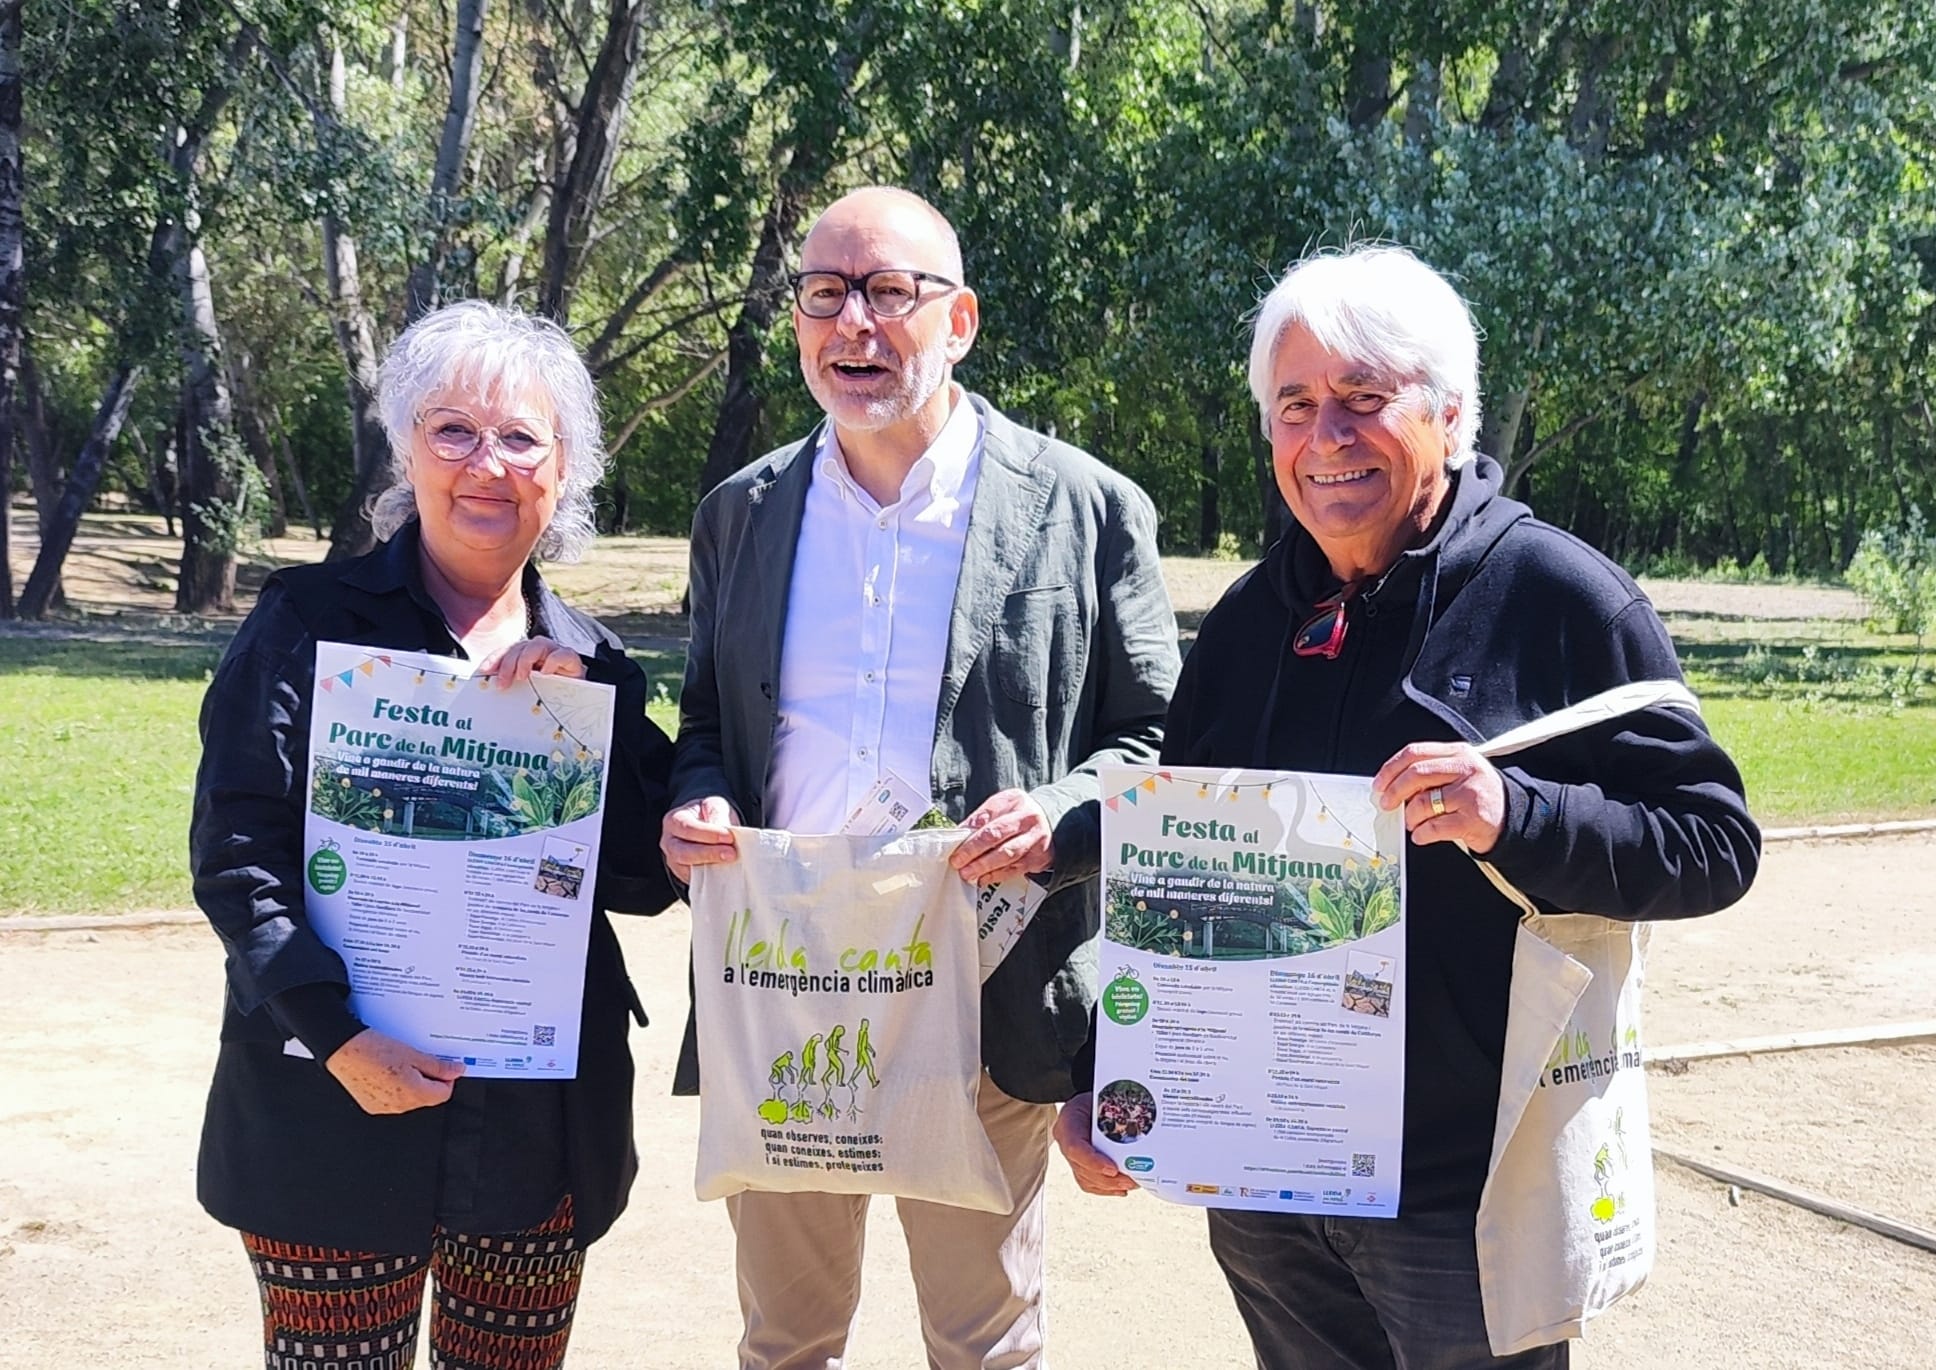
{"left": 1428, "top": 787, "right": 1446, "bottom": 818}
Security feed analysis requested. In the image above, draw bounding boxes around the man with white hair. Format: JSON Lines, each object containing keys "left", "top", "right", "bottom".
{"left": 1055, "top": 245, "right": 1758, "bottom": 1367}
{"left": 664, "top": 186, "right": 1181, "bottom": 1369}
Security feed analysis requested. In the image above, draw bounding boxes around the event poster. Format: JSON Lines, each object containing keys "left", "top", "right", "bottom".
{"left": 1091, "top": 765, "right": 1407, "bottom": 1217}
{"left": 300, "top": 641, "right": 614, "bottom": 1079}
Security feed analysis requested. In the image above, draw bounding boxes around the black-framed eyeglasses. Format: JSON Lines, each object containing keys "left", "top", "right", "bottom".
{"left": 787, "top": 268, "right": 960, "bottom": 319}
{"left": 1292, "top": 585, "right": 1358, "bottom": 660}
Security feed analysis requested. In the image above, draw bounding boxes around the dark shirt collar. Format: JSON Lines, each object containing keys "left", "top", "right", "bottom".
{"left": 342, "top": 519, "right": 597, "bottom": 658}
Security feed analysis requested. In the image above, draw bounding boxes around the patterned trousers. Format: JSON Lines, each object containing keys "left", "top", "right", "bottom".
{"left": 241, "top": 1195, "right": 584, "bottom": 1370}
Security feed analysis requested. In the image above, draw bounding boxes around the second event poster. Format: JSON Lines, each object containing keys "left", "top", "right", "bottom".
{"left": 1092, "top": 764, "right": 1407, "bottom": 1217}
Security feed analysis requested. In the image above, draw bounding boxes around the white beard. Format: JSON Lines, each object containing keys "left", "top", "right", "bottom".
{"left": 806, "top": 337, "right": 951, "bottom": 433}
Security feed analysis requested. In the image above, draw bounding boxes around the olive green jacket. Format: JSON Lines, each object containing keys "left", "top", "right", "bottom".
{"left": 671, "top": 394, "right": 1180, "bottom": 1102}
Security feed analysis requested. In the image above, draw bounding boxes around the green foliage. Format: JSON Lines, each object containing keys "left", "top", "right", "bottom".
{"left": 1103, "top": 881, "right": 1185, "bottom": 954}
{"left": 478, "top": 758, "right": 602, "bottom": 836}
{"left": 15, "top": 0, "right": 1936, "bottom": 577}
{"left": 1845, "top": 508, "right": 1936, "bottom": 644}
{"left": 1302, "top": 864, "right": 1401, "bottom": 947}
{"left": 309, "top": 765, "right": 386, "bottom": 829}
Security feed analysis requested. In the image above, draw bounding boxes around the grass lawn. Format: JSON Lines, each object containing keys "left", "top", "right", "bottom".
{"left": 1699, "top": 697, "right": 1936, "bottom": 824}
{"left": 1, "top": 627, "right": 1929, "bottom": 916}
{"left": 0, "top": 636, "right": 682, "bottom": 915}
{"left": 1677, "top": 621, "right": 1936, "bottom": 823}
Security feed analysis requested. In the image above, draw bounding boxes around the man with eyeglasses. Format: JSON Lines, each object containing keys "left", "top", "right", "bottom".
{"left": 662, "top": 185, "right": 1181, "bottom": 1369}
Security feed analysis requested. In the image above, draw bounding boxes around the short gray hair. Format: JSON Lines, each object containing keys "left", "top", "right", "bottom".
{"left": 372, "top": 300, "right": 608, "bottom": 562}
{"left": 1247, "top": 245, "right": 1482, "bottom": 464}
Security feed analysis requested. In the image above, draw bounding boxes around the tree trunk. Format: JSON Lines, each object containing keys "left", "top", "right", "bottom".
{"left": 1199, "top": 437, "right": 1221, "bottom": 552}
{"left": 384, "top": 11, "right": 408, "bottom": 90}
{"left": 232, "top": 355, "right": 286, "bottom": 538}
{"left": 269, "top": 404, "right": 321, "bottom": 538}
{"left": 1051, "top": 3, "right": 1081, "bottom": 69}
{"left": 127, "top": 423, "right": 179, "bottom": 533}
{"left": 19, "top": 345, "right": 61, "bottom": 538}
{"left": 1346, "top": 48, "right": 1391, "bottom": 129}
{"left": 1500, "top": 396, "right": 1542, "bottom": 498}
{"left": 1402, "top": 58, "right": 1439, "bottom": 145}
{"left": 1197, "top": 392, "right": 1225, "bottom": 552}
{"left": 1664, "top": 387, "right": 1707, "bottom": 553}
{"left": 21, "top": 354, "right": 65, "bottom": 605}
{"left": 165, "top": 40, "right": 252, "bottom": 613}
{"left": 1252, "top": 423, "right": 1290, "bottom": 548}
{"left": 1481, "top": 46, "right": 1530, "bottom": 131}
{"left": 0, "top": 0, "right": 21, "bottom": 617}
{"left": 1486, "top": 385, "right": 1531, "bottom": 469}
{"left": 1567, "top": 35, "right": 1622, "bottom": 161}
{"left": 17, "top": 364, "right": 141, "bottom": 619}
{"left": 21, "top": 29, "right": 241, "bottom": 616}
{"left": 0, "top": 425, "right": 10, "bottom": 618}
{"left": 538, "top": 0, "right": 648, "bottom": 323}
{"left": 319, "top": 38, "right": 397, "bottom": 560}
{"left": 695, "top": 192, "right": 802, "bottom": 501}
{"left": 694, "top": 30, "right": 867, "bottom": 502}
{"left": 174, "top": 232, "right": 244, "bottom": 615}
{"left": 495, "top": 138, "right": 554, "bottom": 304}
{"left": 1489, "top": 322, "right": 1544, "bottom": 495}
{"left": 405, "top": 0, "right": 489, "bottom": 320}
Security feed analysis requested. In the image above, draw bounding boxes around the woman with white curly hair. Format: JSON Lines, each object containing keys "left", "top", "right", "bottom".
{"left": 190, "top": 300, "right": 675, "bottom": 1370}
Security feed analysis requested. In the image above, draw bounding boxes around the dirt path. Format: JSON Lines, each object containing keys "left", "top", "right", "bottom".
{"left": 3, "top": 834, "right": 1932, "bottom": 1368}
{"left": 4, "top": 504, "right": 1871, "bottom": 632}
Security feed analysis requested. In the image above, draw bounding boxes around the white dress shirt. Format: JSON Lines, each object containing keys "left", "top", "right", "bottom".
{"left": 765, "top": 387, "right": 984, "bottom": 833}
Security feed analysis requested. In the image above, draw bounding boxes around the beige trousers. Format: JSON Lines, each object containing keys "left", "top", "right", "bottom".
{"left": 725, "top": 1073, "right": 1056, "bottom": 1370}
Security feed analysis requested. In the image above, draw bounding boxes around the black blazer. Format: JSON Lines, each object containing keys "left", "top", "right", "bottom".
{"left": 191, "top": 525, "right": 675, "bottom": 1252}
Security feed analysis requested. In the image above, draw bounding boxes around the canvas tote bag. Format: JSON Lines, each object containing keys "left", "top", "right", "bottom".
{"left": 1470, "top": 680, "right": 1702, "bottom": 1355}
{"left": 688, "top": 828, "right": 1013, "bottom": 1213}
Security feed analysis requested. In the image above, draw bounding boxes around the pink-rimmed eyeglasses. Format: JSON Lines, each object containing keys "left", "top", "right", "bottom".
{"left": 415, "top": 407, "right": 559, "bottom": 469}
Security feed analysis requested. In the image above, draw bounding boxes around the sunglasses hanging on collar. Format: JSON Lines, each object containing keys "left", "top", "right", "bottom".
{"left": 1291, "top": 582, "right": 1363, "bottom": 660}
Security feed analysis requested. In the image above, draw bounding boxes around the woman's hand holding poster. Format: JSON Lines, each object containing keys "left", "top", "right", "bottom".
{"left": 301, "top": 641, "right": 614, "bottom": 1079}
{"left": 1092, "top": 765, "right": 1406, "bottom": 1217}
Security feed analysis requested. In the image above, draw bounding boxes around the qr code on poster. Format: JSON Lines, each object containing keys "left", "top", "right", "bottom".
{"left": 532, "top": 1024, "right": 556, "bottom": 1047}
{"left": 1351, "top": 1153, "right": 1377, "bottom": 1178}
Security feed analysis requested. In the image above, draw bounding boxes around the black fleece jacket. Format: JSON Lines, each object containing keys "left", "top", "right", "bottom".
{"left": 1080, "top": 458, "right": 1759, "bottom": 1214}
